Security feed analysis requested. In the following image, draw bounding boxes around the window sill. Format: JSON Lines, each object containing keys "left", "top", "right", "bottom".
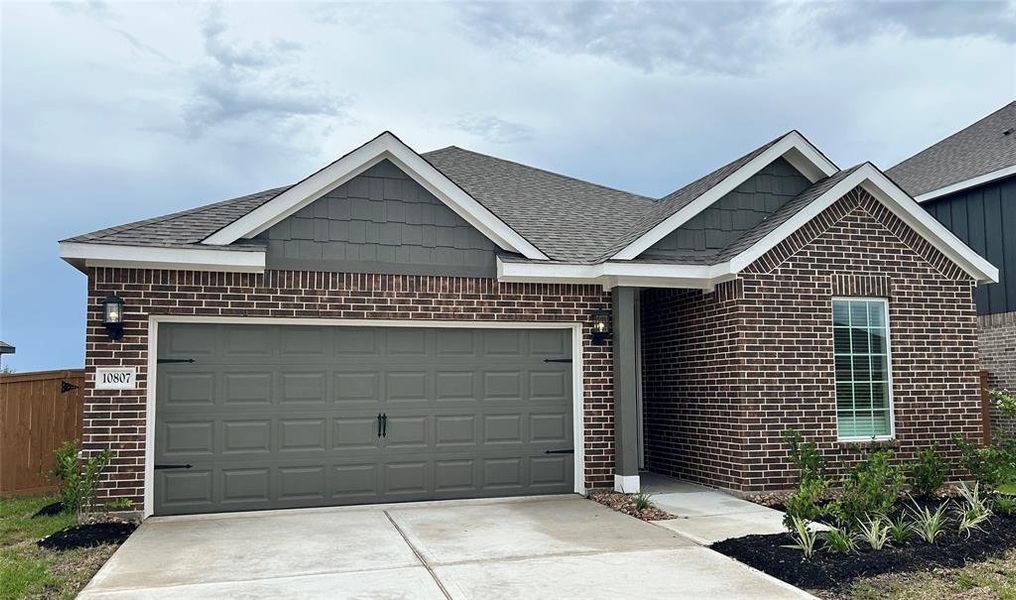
{"left": 837, "top": 435, "right": 895, "bottom": 443}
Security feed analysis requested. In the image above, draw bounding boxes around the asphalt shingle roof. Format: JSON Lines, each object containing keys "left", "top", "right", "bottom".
{"left": 63, "top": 132, "right": 859, "bottom": 266}
{"left": 888, "top": 102, "right": 1016, "bottom": 197}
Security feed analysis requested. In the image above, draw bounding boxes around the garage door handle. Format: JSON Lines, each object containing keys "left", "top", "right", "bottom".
{"left": 154, "top": 464, "right": 192, "bottom": 470}
{"left": 381, "top": 413, "right": 388, "bottom": 437}
{"left": 377, "top": 413, "right": 383, "bottom": 438}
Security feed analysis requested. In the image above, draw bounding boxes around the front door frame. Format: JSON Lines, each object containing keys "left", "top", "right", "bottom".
{"left": 143, "top": 315, "right": 586, "bottom": 517}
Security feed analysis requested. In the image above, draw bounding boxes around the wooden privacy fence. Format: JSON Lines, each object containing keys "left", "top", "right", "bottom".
{"left": 0, "top": 369, "right": 85, "bottom": 495}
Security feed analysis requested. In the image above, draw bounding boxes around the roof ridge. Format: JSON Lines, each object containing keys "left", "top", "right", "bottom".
{"left": 424, "top": 146, "right": 655, "bottom": 201}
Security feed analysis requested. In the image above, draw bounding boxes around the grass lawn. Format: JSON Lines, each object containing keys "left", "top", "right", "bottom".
{"left": 832, "top": 550, "right": 1016, "bottom": 600}
{"left": 0, "top": 495, "right": 119, "bottom": 600}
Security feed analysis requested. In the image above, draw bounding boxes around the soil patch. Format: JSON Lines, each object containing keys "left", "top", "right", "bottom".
{"left": 590, "top": 491, "right": 676, "bottom": 521}
{"left": 38, "top": 521, "right": 137, "bottom": 551}
{"left": 711, "top": 513, "right": 1016, "bottom": 592}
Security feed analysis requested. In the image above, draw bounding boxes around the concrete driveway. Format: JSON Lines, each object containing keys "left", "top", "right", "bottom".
{"left": 79, "top": 496, "right": 811, "bottom": 599}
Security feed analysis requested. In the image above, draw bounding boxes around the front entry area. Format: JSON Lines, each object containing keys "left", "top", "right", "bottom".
{"left": 153, "top": 323, "right": 575, "bottom": 515}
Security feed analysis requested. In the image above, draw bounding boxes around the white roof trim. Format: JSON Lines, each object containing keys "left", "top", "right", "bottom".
{"left": 726, "top": 163, "right": 999, "bottom": 284}
{"left": 610, "top": 131, "right": 839, "bottom": 261}
{"left": 497, "top": 257, "right": 736, "bottom": 290}
{"left": 201, "top": 132, "right": 548, "bottom": 260}
{"left": 59, "top": 242, "right": 266, "bottom": 273}
{"left": 914, "top": 164, "right": 1016, "bottom": 202}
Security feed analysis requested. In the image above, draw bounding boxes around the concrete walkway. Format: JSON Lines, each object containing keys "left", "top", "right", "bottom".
{"left": 79, "top": 495, "right": 811, "bottom": 599}
{"left": 641, "top": 473, "right": 789, "bottom": 544}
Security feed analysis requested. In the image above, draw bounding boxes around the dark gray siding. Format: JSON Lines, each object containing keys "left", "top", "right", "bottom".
{"left": 259, "top": 160, "right": 498, "bottom": 277}
{"left": 639, "top": 158, "right": 811, "bottom": 260}
{"left": 923, "top": 175, "right": 1016, "bottom": 315}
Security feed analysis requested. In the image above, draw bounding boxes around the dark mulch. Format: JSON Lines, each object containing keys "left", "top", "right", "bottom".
{"left": 590, "top": 491, "right": 676, "bottom": 521}
{"left": 32, "top": 501, "right": 66, "bottom": 517}
{"left": 711, "top": 513, "right": 1016, "bottom": 592}
{"left": 38, "top": 521, "right": 137, "bottom": 551}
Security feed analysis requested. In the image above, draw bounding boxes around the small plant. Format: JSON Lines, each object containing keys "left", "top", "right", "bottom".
{"left": 829, "top": 448, "right": 907, "bottom": 527}
{"left": 783, "top": 477, "right": 829, "bottom": 529}
{"left": 106, "top": 498, "right": 134, "bottom": 511}
{"left": 856, "top": 516, "right": 892, "bottom": 550}
{"left": 783, "top": 516, "right": 819, "bottom": 559}
{"left": 955, "top": 482, "right": 992, "bottom": 537}
{"left": 991, "top": 388, "right": 1016, "bottom": 417}
{"left": 783, "top": 429, "right": 826, "bottom": 483}
{"left": 50, "top": 440, "right": 112, "bottom": 519}
{"left": 632, "top": 491, "right": 654, "bottom": 511}
{"left": 908, "top": 446, "right": 951, "bottom": 499}
{"left": 910, "top": 500, "right": 950, "bottom": 544}
{"left": 995, "top": 494, "right": 1016, "bottom": 515}
{"left": 822, "top": 526, "right": 856, "bottom": 553}
{"left": 887, "top": 514, "right": 913, "bottom": 544}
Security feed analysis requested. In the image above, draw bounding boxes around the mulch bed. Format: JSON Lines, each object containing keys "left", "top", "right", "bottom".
{"left": 711, "top": 512, "right": 1016, "bottom": 592}
{"left": 590, "top": 491, "right": 676, "bottom": 521}
{"left": 38, "top": 521, "right": 137, "bottom": 551}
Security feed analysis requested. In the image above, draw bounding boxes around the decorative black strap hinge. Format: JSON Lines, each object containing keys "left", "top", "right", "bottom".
{"left": 544, "top": 448, "right": 574, "bottom": 455}
{"left": 157, "top": 358, "right": 195, "bottom": 364}
{"left": 154, "top": 464, "right": 193, "bottom": 470}
{"left": 543, "top": 358, "right": 573, "bottom": 363}
{"left": 60, "top": 381, "right": 81, "bottom": 393}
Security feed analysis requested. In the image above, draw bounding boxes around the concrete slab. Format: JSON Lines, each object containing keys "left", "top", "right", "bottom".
{"left": 84, "top": 509, "right": 418, "bottom": 592}
{"left": 78, "top": 566, "right": 445, "bottom": 600}
{"left": 436, "top": 547, "right": 813, "bottom": 600}
{"left": 387, "top": 495, "right": 693, "bottom": 565}
{"left": 654, "top": 509, "right": 789, "bottom": 544}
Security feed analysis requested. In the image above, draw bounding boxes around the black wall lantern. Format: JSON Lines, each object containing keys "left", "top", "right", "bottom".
{"left": 102, "top": 294, "right": 125, "bottom": 341}
{"left": 591, "top": 309, "right": 612, "bottom": 345}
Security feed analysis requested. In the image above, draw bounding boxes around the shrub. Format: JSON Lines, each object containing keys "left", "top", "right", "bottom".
{"left": 955, "top": 482, "right": 992, "bottom": 537}
{"left": 632, "top": 491, "right": 654, "bottom": 511}
{"left": 783, "top": 516, "right": 819, "bottom": 559}
{"left": 955, "top": 436, "right": 1016, "bottom": 490}
{"left": 783, "top": 429, "right": 826, "bottom": 483}
{"left": 783, "top": 477, "right": 829, "bottom": 529}
{"left": 857, "top": 516, "right": 891, "bottom": 550}
{"left": 995, "top": 495, "right": 1016, "bottom": 515}
{"left": 887, "top": 514, "right": 913, "bottom": 544}
{"left": 991, "top": 388, "right": 1016, "bottom": 417}
{"left": 50, "top": 440, "right": 112, "bottom": 518}
{"left": 908, "top": 446, "right": 950, "bottom": 499}
{"left": 822, "top": 526, "right": 856, "bottom": 553}
{"left": 829, "top": 448, "right": 907, "bottom": 528}
{"left": 910, "top": 501, "right": 950, "bottom": 544}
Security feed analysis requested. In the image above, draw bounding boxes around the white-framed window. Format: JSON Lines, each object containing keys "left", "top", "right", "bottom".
{"left": 833, "top": 297, "right": 894, "bottom": 441}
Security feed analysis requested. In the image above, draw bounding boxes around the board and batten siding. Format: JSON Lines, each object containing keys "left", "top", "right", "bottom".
{"left": 923, "top": 175, "right": 1016, "bottom": 315}
{"left": 639, "top": 158, "right": 812, "bottom": 261}
{"left": 258, "top": 159, "right": 499, "bottom": 277}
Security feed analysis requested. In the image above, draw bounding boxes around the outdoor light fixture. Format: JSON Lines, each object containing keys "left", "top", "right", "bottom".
{"left": 591, "top": 309, "right": 612, "bottom": 345}
{"left": 102, "top": 294, "right": 125, "bottom": 341}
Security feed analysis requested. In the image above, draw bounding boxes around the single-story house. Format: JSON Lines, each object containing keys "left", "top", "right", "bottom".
{"left": 60, "top": 130, "right": 998, "bottom": 518}
{"left": 888, "top": 101, "right": 1016, "bottom": 436}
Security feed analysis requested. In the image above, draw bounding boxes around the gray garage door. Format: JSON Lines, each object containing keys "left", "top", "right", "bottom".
{"left": 154, "top": 323, "right": 574, "bottom": 515}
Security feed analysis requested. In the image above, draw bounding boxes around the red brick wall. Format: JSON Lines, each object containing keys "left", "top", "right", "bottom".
{"left": 83, "top": 270, "right": 613, "bottom": 510}
{"left": 642, "top": 187, "right": 982, "bottom": 493}
{"left": 980, "top": 311, "right": 1016, "bottom": 438}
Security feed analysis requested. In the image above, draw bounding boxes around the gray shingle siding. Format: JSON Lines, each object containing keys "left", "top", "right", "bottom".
{"left": 258, "top": 160, "right": 499, "bottom": 277}
{"left": 923, "top": 175, "right": 1016, "bottom": 314}
{"left": 638, "top": 158, "right": 811, "bottom": 260}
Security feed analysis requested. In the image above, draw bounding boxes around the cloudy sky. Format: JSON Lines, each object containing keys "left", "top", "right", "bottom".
{"left": 1, "top": 0, "right": 1014, "bottom": 371}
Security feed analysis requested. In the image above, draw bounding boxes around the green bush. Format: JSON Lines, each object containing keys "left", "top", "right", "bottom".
{"left": 50, "top": 440, "right": 112, "bottom": 517}
{"left": 783, "top": 429, "right": 826, "bottom": 483}
{"left": 908, "top": 446, "right": 951, "bottom": 498}
{"left": 783, "top": 477, "right": 829, "bottom": 529}
{"left": 632, "top": 491, "right": 654, "bottom": 511}
{"left": 955, "top": 436, "right": 1016, "bottom": 489}
{"left": 829, "top": 448, "right": 906, "bottom": 528}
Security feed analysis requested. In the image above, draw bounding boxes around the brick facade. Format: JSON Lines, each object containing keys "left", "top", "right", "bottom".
{"left": 980, "top": 311, "right": 1016, "bottom": 438}
{"left": 642, "top": 187, "right": 982, "bottom": 493}
{"left": 83, "top": 270, "right": 613, "bottom": 509}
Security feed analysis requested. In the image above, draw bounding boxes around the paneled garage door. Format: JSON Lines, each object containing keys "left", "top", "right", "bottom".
{"left": 153, "top": 323, "right": 574, "bottom": 515}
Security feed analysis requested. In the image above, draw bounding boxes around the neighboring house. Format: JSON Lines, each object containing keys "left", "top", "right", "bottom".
{"left": 60, "top": 130, "right": 997, "bottom": 518}
{"left": 888, "top": 102, "right": 1016, "bottom": 434}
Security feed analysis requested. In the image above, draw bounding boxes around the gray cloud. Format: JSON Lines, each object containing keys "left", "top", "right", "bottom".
{"left": 447, "top": 115, "right": 534, "bottom": 143}
{"left": 51, "top": 0, "right": 171, "bottom": 61}
{"left": 460, "top": 0, "right": 1015, "bottom": 75}
{"left": 181, "top": 7, "right": 347, "bottom": 137}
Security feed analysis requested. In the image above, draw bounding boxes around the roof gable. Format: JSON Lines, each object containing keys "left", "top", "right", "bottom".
{"left": 201, "top": 132, "right": 548, "bottom": 260}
